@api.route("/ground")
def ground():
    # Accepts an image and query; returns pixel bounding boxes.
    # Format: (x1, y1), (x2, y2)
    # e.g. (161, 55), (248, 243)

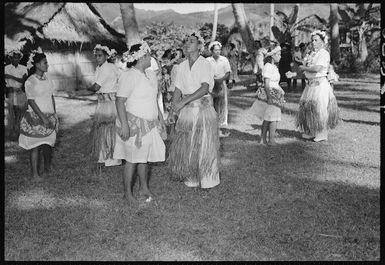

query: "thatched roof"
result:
(4, 2), (125, 53)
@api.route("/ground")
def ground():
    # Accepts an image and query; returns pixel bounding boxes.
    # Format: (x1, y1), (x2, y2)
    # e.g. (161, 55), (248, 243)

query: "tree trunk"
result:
(270, 4), (275, 42)
(232, 3), (255, 55)
(119, 3), (140, 48)
(357, 21), (368, 62)
(329, 4), (341, 64)
(211, 3), (218, 42)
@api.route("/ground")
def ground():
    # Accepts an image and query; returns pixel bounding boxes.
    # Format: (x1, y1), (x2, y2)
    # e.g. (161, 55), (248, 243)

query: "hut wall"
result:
(45, 48), (97, 92)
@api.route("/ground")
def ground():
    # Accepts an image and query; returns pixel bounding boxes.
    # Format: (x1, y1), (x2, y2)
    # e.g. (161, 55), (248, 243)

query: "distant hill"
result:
(93, 3), (331, 33)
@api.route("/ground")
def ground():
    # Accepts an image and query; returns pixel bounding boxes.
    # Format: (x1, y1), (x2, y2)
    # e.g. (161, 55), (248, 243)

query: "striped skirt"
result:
(296, 77), (339, 134)
(168, 95), (220, 189)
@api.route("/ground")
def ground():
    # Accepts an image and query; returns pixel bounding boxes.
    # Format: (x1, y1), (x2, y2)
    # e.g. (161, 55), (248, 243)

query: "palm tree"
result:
(119, 3), (140, 48)
(338, 3), (380, 62)
(231, 3), (255, 55)
(329, 4), (340, 64)
(211, 3), (218, 42)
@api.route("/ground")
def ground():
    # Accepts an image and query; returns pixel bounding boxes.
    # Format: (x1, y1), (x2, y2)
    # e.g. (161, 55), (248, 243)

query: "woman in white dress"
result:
(19, 51), (58, 181)
(114, 41), (166, 205)
(88, 44), (122, 171)
(167, 32), (220, 189)
(249, 46), (285, 145)
(287, 30), (339, 142)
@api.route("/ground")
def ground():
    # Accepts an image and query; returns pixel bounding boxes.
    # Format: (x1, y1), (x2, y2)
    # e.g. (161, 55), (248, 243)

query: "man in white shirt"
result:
(207, 41), (231, 137)
(4, 49), (28, 139)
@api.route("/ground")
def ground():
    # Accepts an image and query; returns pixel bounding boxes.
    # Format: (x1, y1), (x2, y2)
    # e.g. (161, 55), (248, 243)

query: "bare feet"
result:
(32, 175), (43, 182)
(123, 194), (138, 206)
(267, 140), (278, 146)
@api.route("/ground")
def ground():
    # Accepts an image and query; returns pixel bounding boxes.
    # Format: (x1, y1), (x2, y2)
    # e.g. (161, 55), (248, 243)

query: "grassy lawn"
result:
(4, 75), (380, 261)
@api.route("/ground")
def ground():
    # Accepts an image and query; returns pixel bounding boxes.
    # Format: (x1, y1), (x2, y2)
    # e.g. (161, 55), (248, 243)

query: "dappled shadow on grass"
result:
(4, 94), (380, 261)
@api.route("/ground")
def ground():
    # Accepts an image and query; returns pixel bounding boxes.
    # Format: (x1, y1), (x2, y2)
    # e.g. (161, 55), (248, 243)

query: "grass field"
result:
(4, 74), (380, 261)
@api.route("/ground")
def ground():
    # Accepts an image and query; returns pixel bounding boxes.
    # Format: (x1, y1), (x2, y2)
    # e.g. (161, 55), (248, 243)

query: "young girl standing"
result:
(249, 46), (285, 145)
(19, 50), (58, 181)
(88, 44), (121, 171)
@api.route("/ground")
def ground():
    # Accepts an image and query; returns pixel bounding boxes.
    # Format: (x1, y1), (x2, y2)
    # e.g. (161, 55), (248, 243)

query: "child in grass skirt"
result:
(88, 44), (121, 168)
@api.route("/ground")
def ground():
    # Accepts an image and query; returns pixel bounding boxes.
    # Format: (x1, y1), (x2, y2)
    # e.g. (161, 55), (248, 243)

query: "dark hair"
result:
(126, 44), (141, 68)
(28, 53), (46, 76)
(312, 33), (325, 42)
(229, 43), (236, 50)
(162, 49), (173, 60)
(94, 48), (109, 56)
(210, 43), (221, 52)
(263, 49), (273, 64)
(176, 48), (184, 58)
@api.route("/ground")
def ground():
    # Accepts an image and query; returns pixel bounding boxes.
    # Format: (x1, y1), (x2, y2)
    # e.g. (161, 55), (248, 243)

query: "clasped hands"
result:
(167, 101), (184, 124)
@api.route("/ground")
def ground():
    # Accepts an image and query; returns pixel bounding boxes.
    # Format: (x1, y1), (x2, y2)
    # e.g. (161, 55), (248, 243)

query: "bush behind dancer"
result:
(249, 46), (285, 145)
(207, 41), (231, 137)
(114, 41), (166, 205)
(167, 31), (220, 189)
(286, 30), (339, 142)
(19, 49), (59, 181)
(5, 49), (28, 140)
(87, 44), (122, 175)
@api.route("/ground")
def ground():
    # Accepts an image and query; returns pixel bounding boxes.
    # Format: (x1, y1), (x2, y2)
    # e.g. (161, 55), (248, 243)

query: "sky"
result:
(134, 3), (231, 14)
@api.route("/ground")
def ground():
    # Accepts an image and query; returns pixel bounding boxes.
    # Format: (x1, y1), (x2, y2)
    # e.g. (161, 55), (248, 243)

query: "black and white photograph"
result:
(3, 2), (382, 261)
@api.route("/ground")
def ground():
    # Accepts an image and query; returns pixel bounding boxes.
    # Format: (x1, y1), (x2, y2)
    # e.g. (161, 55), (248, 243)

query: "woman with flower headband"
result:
(4, 49), (28, 140)
(286, 30), (339, 142)
(87, 44), (122, 173)
(167, 31), (220, 189)
(113, 41), (166, 205)
(249, 46), (285, 145)
(206, 40), (231, 137)
(18, 50), (58, 182)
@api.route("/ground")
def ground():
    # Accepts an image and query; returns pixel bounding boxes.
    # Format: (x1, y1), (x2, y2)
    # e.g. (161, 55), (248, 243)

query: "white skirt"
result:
(249, 99), (281, 122)
(19, 132), (56, 150)
(113, 127), (165, 164)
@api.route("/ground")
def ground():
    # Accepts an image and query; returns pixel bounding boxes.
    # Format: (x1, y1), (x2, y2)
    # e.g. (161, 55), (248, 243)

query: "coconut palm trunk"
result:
(330, 3), (340, 64)
(119, 3), (140, 48)
(231, 3), (255, 55)
(211, 3), (218, 42)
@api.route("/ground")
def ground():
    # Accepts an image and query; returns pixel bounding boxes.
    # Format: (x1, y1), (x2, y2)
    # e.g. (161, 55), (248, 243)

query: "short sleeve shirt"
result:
(305, 48), (330, 79)
(94, 62), (119, 93)
(206, 55), (231, 79)
(175, 55), (214, 94)
(25, 74), (55, 113)
(262, 63), (280, 87)
(5, 64), (28, 88)
(117, 68), (158, 120)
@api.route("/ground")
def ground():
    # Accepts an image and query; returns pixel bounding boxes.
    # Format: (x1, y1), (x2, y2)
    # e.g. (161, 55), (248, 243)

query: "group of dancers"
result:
(4, 29), (339, 205)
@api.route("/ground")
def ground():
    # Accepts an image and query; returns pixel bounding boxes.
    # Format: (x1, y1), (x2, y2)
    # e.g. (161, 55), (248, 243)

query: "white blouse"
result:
(117, 68), (159, 120)
(206, 55), (231, 79)
(94, 62), (119, 93)
(304, 48), (330, 79)
(174, 55), (214, 94)
(262, 63), (280, 88)
(25, 74), (55, 113)
(5, 64), (28, 89)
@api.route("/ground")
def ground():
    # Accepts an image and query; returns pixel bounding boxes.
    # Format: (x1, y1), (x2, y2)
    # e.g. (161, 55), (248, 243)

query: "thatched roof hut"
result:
(4, 2), (126, 92)
(4, 2), (126, 53)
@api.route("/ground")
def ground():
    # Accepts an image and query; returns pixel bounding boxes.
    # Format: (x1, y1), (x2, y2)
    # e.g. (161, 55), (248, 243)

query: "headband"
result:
(122, 40), (151, 63)
(266, 46), (281, 57)
(311, 30), (328, 44)
(208, 41), (222, 51)
(26, 47), (43, 69)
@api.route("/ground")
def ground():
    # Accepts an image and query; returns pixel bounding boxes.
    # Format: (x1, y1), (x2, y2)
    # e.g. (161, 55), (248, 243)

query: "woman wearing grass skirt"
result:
(88, 44), (121, 170)
(167, 32), (220, 189)
(113, 41), (166, 205)
(287, 30), (339, 142)
(19, 50), (58, 182)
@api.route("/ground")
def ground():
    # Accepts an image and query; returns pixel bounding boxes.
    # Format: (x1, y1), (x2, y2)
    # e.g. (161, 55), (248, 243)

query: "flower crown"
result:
(7, 49), (23, 58)
(188, 31), (205, 52)
(311, 30), (328, 44)
(266, 45), (281, 57)
(122, 41), (151, 63)
(27, 47), (43, 69)
(208, 41), (222, 51)
(93, 44), (116, 58)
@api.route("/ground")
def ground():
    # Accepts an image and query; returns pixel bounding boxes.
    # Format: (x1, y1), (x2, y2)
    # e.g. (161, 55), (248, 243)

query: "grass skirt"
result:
(296, 77), (339, 134)
(90, 94), (118, 162)
(168, 95), (220, 188)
